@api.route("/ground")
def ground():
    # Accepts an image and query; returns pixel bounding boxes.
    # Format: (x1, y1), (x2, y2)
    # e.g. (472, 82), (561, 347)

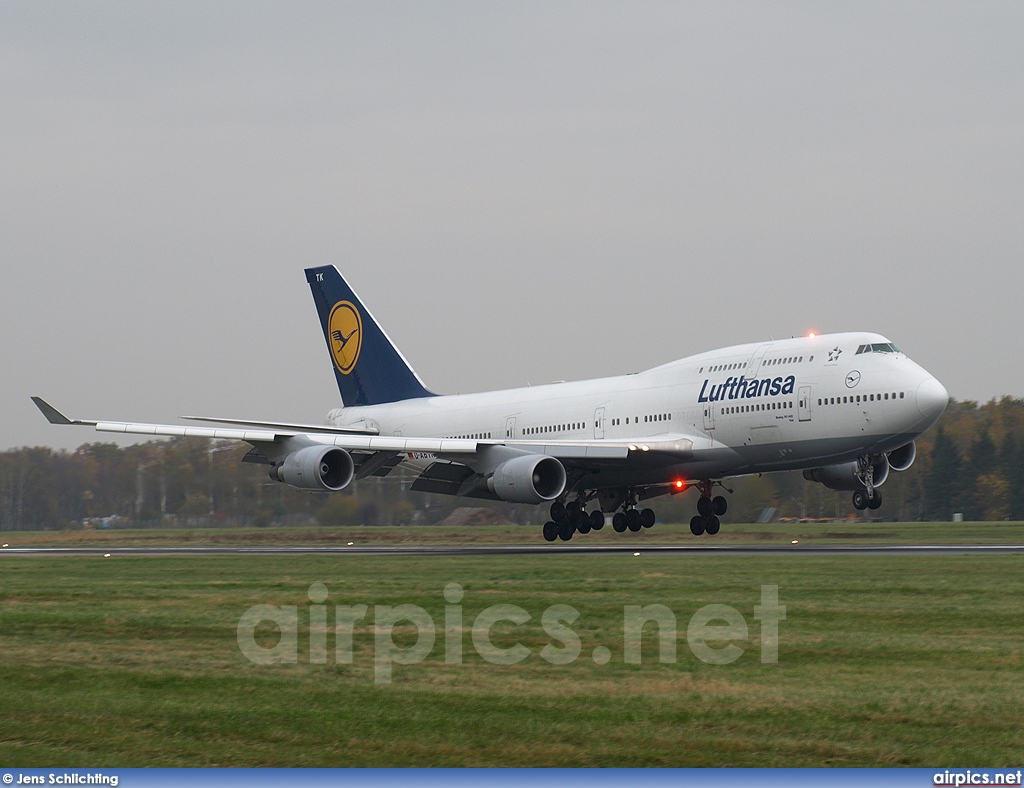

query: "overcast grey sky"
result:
(2, 2), (1022, 451)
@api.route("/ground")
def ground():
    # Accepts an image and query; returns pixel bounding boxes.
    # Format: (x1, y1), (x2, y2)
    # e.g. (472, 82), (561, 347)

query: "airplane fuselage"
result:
(326, 331), (947, 489)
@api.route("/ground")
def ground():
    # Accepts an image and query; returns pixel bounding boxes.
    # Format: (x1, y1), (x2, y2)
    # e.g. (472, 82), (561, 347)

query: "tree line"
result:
(2, 396), (1023, 531)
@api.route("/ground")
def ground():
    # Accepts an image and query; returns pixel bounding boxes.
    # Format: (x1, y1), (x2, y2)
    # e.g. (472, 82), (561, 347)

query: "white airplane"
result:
(34, 265), (948, 541)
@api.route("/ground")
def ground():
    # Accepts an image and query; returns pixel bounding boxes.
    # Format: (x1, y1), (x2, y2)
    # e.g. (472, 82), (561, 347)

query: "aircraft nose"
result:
(915, 377), (948, 424)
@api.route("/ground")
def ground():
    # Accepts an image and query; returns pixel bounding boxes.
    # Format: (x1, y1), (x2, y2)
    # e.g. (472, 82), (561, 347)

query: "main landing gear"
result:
(542, 493), (654, 542)
(690, 480), (728, 536)
(611, 507), (655, 534)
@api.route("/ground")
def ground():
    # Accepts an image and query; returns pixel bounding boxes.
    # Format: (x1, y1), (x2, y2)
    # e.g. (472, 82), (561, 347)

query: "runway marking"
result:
(2, 544), (1024, 557)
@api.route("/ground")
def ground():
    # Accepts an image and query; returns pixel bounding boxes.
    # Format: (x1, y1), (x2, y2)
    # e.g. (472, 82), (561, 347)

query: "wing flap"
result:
(183, 415), (378, 435)
(410, 462), (476, 495)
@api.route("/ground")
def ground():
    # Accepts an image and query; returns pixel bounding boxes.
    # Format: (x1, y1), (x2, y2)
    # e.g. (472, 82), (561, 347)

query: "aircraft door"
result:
(703, 403), (715, 432)
(747, 343), (772, 378)
(798, 386), (812, 422)
(505, 416), (517, 440)
(594, 407), (605, 439)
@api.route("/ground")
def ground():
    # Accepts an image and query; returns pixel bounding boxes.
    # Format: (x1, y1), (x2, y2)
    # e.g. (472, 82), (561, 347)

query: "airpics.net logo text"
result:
(237, 584), (785, 684)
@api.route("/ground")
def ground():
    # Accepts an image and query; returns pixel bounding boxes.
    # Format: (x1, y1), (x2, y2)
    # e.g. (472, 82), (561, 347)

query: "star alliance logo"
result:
(828, 346), (842, 363)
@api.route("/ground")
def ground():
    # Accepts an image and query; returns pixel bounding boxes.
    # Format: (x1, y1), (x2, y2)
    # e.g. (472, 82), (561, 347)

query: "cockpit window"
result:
(858, 343), (901, 355)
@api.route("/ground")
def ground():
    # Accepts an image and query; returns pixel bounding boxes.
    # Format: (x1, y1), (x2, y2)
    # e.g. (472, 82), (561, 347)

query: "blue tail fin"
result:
(305, 266), (436, 407)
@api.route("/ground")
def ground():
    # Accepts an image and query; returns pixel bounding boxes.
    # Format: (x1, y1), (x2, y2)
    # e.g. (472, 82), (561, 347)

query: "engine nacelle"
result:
(487, 454), (566, 504)
(271, 445), (354, 492)
(803, 457), (889, 491)
(887, 441), (917, 472)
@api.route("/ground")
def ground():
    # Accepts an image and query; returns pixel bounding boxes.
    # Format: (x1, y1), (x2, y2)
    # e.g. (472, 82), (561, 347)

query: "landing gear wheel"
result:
(590, 510), (605, 531)
(705, 515), (721, 535)
(550, 501), (566, 523)
(867, 490), (882, 510)
(575, 510), (591, 534)
(712, 496), (728, 516)
(612, 512), (627, 533)
(557, 520), (574, 541)
(640, 508), (655, 528)
(542, 521), (557, 542)
(852, 491), (868, 511)
(626, 509), (642, 532)
(697, 496), (713, 518)
(690, 515), (706, 536)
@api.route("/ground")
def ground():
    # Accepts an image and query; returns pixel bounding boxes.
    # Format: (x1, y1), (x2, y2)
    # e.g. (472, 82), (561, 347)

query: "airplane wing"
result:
(31, 397), (671, 457)
(32, 397), (481, 454)
(32, 397), (702, 498)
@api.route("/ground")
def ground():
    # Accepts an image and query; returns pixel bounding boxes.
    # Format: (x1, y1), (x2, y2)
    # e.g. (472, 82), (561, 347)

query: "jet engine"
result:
(803, 456), (889, 491)
(487, 454), (566, 504)
(271, 445), (354, 492)
(887, 441), (917, 472)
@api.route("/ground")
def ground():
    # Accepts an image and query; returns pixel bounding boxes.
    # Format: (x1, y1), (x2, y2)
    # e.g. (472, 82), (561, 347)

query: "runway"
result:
(3, 544), (1024, 556)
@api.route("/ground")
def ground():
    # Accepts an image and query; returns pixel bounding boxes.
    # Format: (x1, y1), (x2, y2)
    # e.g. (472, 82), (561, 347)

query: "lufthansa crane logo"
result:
(328, 301), (362, 374)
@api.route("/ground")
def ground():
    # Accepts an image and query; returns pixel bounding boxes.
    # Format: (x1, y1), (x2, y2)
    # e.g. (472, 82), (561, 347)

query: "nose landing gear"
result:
(852, 489), (882, 510)
(851, 456), (883, 511)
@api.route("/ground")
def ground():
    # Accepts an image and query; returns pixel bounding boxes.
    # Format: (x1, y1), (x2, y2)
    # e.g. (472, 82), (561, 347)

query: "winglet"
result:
(31, 397), (94, 426)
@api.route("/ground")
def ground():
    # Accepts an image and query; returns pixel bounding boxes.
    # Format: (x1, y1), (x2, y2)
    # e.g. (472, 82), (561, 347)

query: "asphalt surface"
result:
(2, 544), (1024, 556)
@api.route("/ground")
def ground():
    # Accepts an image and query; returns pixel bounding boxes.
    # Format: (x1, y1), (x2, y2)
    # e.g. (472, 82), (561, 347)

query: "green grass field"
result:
(1, 549), (1023, 766)
(3, 519), (1024, 547)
